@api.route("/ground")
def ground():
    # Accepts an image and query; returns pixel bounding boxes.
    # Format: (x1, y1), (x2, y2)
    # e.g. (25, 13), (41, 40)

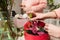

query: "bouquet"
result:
(24, 20), (47, 35)
(23, 13), (50, 40)
(24, 20), (50, 40)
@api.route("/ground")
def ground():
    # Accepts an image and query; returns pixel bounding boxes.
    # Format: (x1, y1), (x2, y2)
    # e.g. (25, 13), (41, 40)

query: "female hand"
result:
(44, 24), (60, 38)
(27, 13), (46, 20)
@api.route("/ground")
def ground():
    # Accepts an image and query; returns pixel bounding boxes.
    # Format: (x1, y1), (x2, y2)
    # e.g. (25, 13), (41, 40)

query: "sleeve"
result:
(54, 8), (60, 18)
(31, 0), (47, 12)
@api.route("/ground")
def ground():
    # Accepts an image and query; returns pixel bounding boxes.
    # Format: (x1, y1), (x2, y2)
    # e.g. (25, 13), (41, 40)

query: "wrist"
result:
(43, 13), (50, 19)
(57, 27), (60, 38)
(44, 11), (57, 19)
(58, 30), (60, 38)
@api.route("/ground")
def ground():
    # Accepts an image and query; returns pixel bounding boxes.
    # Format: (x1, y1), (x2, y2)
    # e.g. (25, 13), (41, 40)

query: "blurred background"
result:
(0, 0), (60, 40)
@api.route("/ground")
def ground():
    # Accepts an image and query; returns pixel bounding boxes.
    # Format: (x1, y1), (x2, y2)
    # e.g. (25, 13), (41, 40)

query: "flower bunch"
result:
(24, 20), (48, 36)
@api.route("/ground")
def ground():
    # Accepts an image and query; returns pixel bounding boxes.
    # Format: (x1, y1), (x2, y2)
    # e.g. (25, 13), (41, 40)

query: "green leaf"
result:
(28, 13), (33, 18)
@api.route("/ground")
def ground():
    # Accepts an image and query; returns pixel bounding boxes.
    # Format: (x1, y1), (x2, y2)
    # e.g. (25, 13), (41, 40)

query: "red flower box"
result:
(24, 21), (50, 40)
(24, 32), (50, 40)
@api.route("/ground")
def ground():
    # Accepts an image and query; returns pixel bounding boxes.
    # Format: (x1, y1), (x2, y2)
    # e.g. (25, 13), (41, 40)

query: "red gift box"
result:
(24, 21), (50, 40)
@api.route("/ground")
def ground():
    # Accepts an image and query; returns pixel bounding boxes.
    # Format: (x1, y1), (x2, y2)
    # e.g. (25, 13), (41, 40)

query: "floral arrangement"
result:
(23, 13), (47, 36)
(24, 20), (48, 35)
(23, 14), (50, 40)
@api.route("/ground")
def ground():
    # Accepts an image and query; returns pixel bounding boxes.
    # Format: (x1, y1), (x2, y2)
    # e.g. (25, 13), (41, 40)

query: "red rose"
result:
(38, 21), (45, 27)
(24, 21), (31, 30)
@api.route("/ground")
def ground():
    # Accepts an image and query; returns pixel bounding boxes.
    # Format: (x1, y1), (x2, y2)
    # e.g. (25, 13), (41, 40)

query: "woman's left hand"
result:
(44, 24), (60, 38)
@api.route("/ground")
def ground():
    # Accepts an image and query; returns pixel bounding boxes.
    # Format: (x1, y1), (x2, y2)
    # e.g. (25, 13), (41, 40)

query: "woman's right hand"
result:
(44, 24), (60, 37)
(27, 13), (46, 20)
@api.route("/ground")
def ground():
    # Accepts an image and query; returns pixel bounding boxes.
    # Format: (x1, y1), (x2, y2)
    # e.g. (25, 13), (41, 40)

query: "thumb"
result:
(30, 17), (37, 20)
(44, 24), (49, 31)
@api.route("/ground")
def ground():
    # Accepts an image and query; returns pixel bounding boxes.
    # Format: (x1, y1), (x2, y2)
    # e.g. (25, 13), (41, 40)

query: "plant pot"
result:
(24, 32), (50, 40)
(24, 21), (50, 40)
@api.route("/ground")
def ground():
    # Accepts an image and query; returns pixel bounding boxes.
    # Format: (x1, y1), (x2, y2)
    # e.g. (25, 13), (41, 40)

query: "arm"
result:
(31, 0), (47, 11)
(30, 8), (60, 20)
(44, 8), (60, 19)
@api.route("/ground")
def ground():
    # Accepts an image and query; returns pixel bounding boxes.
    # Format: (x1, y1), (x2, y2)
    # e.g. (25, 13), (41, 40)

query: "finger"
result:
(48, 32), (52, 36)
(26, 11), (35, 14)
(44, 24), (49, 31)
(30, 17), (37, 20)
